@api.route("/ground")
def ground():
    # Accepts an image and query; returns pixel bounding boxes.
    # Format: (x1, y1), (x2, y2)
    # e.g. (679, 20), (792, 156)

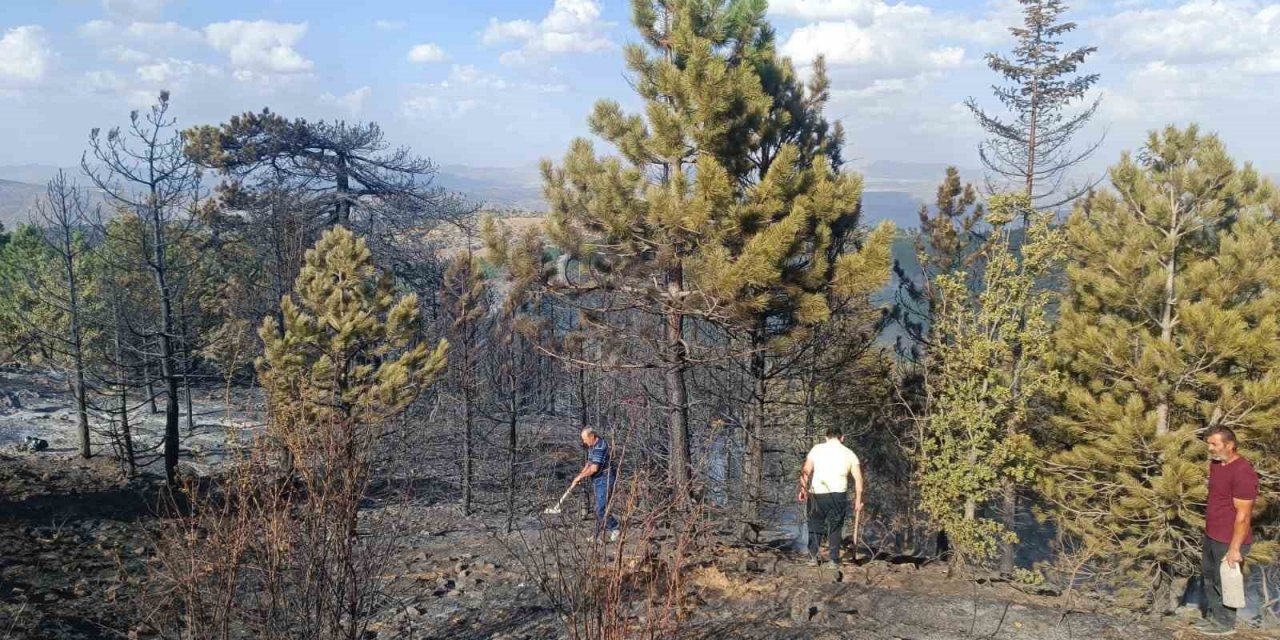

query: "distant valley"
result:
(0, 161), (981, 232)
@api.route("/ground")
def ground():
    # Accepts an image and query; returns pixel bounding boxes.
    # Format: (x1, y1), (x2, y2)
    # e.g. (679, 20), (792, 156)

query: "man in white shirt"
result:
(797, 426), (864, 567)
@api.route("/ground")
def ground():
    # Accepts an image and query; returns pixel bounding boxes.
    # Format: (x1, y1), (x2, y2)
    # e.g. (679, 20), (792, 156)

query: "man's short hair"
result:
(1207, 426), (1238, 447)
(581, 427), (597, 439)
(825, 426), (843, 439)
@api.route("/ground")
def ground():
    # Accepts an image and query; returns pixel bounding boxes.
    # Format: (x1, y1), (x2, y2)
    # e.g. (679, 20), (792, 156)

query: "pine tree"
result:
(30, 172), (100, 459)
(918, 193), (1062, 566)
(966, 0), (1100, 570)
(527, 0), (771, 494)
(482, 219), (547, 531)
(440, 247), (490, 516)
(891, 167), (987, 361)
(184, 111), (442, 228)
(1044, 125), (1280, 609)
(84, 92), (201, 485)
(0, 227), (51, 362)
(694, 14), (891, 534)
(0, 199), (103, 460)
(258, 225), (448, 478)
(967, 0), (1100, 206)
(491, 0), (894, 499)
(164, 226), (449, 639)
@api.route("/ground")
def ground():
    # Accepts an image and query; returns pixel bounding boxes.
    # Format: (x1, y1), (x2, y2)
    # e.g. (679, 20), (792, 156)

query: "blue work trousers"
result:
(592, 475), (619, 537)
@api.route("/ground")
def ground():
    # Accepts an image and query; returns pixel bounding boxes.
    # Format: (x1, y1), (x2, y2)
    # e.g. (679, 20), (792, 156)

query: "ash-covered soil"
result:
(2, 368), (1277, 639)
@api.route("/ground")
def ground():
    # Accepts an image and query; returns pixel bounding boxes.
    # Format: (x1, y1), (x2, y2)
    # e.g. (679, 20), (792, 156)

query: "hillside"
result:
(0, 179), (44, 229)
(0, 162), (933, 231)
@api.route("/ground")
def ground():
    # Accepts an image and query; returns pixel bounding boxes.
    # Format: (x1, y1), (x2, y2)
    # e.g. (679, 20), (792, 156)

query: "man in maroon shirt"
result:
(1196, 426), (1259, 636)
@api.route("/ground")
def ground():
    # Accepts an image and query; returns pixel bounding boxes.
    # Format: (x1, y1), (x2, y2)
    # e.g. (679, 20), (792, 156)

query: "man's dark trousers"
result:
(1202, 534), (1251, 626)
(593, 474), (619, 537)
(807, 491), (848, 563)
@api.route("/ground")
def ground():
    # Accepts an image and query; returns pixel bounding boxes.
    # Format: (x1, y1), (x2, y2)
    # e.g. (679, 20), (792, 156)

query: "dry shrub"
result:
(141, 226), (446, 639)
(503, 421), (710, 640)
(142, 423), (414, 639)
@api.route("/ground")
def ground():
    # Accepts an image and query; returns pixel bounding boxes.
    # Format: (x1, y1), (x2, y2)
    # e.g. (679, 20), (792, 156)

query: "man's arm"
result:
(797, 458), (814, 502)
(572, 462), (600, 487)
(1225, 497), (1254, 568)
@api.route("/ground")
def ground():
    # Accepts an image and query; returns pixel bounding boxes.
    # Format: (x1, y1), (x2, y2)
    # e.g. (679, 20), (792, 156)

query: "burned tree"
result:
(84, 91), (202, 485)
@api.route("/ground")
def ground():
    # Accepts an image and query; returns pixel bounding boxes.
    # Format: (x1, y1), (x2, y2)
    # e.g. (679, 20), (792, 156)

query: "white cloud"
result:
(402, 95), (481, 120)
(79, 20), (202, 50)
(769, 0), (881, 21)
(769, 0), (1016, 159)
(444, 64), (508, 90)
(407, 43), (448, 64)
(127, 21), (202, 43)
(831, 75), (931, 102)
(320, 86), (372, 116)
(84, 70), (125, 94)
(103, 0), (169, 20)
(135, 58), (219, 85)
(529, 82), (568, 93)
(78, 20), (115, 40)
(205, 20), (313, 77)
(905, 102), (981, 137)
(1097, 0), (1280, 74)
(483, 0), (613, 64)
(105, 45), (150, 64)
(1098, 61), (1249, 125)
(482, 19), (538, 44)
(0, 26), (52, 89)
(1090, 0), (1280, 129)
(775, 0), (1006, 106)
(374, 19), (406, 31)
(785, 20), (965, 73)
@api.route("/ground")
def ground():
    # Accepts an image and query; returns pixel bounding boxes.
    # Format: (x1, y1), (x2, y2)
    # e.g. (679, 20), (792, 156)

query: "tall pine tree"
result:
(967, 0), (1100, 207)
(966, 0), (1100, 570)
(490, 0), (893, 499)
(1044, 126), (1280, 609)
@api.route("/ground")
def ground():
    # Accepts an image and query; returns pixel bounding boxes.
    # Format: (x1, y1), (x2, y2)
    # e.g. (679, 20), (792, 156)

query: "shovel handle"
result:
(554, 484), (575, 508)
(853, 508), (861, 561)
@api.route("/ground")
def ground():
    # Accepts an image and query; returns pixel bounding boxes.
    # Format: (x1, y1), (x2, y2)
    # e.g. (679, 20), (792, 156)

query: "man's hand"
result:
(854, 499), (864, 513)
(797, 489), (807, 503)
(1225, 548), (1244, 569)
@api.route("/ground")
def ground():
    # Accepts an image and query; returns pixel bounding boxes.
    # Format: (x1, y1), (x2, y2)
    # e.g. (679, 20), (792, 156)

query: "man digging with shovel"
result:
(797, 426), (864, 569)
(547, 428), (620, 543)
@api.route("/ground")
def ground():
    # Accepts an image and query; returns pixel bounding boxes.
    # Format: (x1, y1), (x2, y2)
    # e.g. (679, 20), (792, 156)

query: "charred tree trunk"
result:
(461, 385), (475, 516)
(663, 301), (692, 496)
(63, 239), (91, 459)
(334, 155), (352, 227)
(742, 329), (767, 539)
(505, 347), (519, 533)
(146, 360), (159, 414)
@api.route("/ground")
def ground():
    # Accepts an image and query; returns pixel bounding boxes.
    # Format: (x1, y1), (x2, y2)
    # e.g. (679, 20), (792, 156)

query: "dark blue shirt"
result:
(587, 438), (612, 479)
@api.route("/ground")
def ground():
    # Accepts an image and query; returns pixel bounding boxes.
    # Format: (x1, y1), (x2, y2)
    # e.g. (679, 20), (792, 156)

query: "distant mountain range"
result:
(427, 160), (969, 230)
(15, 161), (1270, 234)
(0, 178), (53, 229)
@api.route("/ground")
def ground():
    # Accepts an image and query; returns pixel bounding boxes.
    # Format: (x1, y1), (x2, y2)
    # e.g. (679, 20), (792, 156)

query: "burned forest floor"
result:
(2, 369), (1279, 639)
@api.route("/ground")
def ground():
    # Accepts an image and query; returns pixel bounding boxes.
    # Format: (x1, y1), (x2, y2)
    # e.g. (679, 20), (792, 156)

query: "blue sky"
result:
(1, 0), (1277, 178)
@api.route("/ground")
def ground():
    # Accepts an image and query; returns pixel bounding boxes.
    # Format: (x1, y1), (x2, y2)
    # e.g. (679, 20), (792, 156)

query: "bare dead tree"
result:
(84, 91), (204, 486)
(14, 171), (99, 458)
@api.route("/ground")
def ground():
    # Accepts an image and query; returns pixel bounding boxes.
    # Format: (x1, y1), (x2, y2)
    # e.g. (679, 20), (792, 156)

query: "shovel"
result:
(852, 507), (862, 564)
(543, 484), (576, 515)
